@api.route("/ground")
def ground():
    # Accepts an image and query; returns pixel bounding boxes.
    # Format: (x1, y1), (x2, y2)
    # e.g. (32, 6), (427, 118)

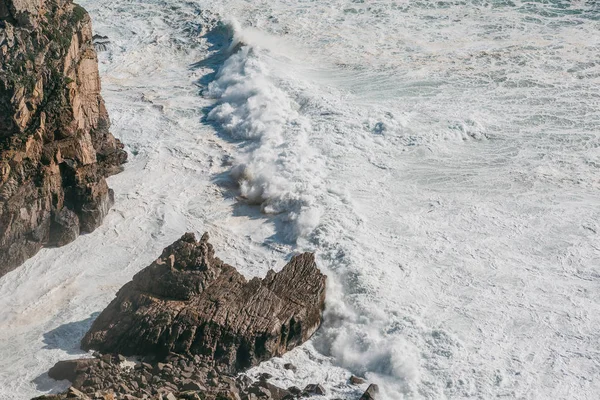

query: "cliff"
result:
(0, 0), (126, 275)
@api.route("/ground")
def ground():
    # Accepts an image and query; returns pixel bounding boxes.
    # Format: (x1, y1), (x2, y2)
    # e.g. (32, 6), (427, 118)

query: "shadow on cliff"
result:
(32, 313), (100, 392)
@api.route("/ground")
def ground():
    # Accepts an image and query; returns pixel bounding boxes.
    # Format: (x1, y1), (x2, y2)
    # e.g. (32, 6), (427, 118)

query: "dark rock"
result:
(48, 208), (80, 247)
(287, 386), (302, 396)
(141, 362), (153, 370)
(359, 384), (380, 400)
(81, 233), (327, 374)
(92, 35), (110, 52)
(65, 387), (88, 399)
(258, 373), (273, 382)
(181, 379), (206, 391)
(118, 382), (132, 394)
(48, 359), (100, 383)
(303, 383), (326, 396)
(283, 363), (297, 372)
(237, 375), (254, 388)
(179, 392), (204, 400)
(248, 385), (271, 398)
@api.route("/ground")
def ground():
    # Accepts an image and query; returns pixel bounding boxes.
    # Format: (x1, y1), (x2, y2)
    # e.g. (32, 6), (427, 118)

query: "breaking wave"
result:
(205, 22), (324, 242)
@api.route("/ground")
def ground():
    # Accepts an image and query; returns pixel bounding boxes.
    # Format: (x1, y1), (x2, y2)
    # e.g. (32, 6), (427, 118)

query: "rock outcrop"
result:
(0, 0), (127, 276)
(81, 233), (327, 374)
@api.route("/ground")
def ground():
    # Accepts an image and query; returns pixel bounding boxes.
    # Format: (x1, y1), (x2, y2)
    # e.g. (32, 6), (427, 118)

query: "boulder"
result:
(81, 233), (327, 373)
(48, 359), (100, 383)
(303, 383), (326, 396)
(359, 384), (380, 400)
(349, 375), (366, 385)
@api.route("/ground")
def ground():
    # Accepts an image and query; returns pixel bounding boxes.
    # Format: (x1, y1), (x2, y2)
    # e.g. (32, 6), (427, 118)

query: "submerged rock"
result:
(0, 0), (127, 276)
(81, 232), (327, 374)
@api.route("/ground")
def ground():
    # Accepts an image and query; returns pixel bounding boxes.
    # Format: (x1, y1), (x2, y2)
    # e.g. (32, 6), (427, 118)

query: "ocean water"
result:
(1, 0), (599, 399)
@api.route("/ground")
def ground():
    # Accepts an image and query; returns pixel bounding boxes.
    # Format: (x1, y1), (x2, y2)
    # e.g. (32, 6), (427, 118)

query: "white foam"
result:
(1, 1), (599, 399)
(205, 28), (325, 242)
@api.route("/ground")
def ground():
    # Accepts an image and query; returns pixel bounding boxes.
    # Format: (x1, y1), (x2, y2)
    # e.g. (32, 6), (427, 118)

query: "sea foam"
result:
(206, 23), (325, 241)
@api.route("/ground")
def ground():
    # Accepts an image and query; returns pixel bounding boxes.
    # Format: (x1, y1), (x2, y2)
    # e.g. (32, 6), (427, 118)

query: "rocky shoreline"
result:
(2, 1), (381, 399)
(36, 352), (379, 400)
(32, 233), (379, 399)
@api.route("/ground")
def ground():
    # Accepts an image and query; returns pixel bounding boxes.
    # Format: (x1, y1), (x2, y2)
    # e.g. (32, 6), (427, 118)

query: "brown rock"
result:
(350, 375), (367, 385)
(259, 382), (291, 400)
(181, 380), (206, 391)
(359, 384), (380, 400)
(81, 233), (327, 374)
(0, 0), (127, 276)
(48, 359), (100, 383)
(65, 387), (89, 399)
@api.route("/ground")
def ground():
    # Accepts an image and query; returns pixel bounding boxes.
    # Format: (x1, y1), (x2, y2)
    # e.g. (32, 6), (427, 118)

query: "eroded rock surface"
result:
(34, 352), (310, 400)
(81, 233), (327, 374)
(0, 0), (127, 275)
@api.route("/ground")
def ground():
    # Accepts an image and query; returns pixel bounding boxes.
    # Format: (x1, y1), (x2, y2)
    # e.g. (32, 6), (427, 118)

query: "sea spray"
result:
(206, 28), (325, 242)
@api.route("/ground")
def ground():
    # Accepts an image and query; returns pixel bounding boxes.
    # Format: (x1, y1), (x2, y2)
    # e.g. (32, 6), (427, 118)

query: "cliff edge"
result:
(0, 0), (126, 276)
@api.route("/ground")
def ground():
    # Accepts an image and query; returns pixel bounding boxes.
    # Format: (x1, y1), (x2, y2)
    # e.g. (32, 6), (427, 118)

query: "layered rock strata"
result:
(0, 0), (127, 275)
(81, 233), (327, 374)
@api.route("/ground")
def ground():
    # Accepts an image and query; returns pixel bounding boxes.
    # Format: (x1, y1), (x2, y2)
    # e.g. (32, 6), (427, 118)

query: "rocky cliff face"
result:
(0, 0), (126, 275)
(81, 233), (327, 374)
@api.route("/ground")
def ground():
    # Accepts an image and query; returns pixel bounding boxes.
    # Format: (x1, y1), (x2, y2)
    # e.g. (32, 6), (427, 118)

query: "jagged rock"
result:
(37, 235), (327, 400)
(303, 383), (326, 396)
(81, 233), (327, 374)
(48, 359), (101, 383)
(359, 384), (379, 400)
(48, 207), (80, 246)
(0, 0), (127, 276)
(247, 385), (271, 398)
